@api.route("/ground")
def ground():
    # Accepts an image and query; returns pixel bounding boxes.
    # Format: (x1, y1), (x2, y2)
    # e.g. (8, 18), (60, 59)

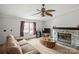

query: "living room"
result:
(0, 4), (79, 54)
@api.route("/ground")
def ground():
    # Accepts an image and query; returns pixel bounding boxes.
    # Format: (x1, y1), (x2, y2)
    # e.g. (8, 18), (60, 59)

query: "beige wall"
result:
(0, 13), (44, 44)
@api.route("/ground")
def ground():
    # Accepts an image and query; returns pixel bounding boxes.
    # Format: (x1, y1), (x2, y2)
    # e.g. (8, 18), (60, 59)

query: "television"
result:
(43, 28), (50, 33)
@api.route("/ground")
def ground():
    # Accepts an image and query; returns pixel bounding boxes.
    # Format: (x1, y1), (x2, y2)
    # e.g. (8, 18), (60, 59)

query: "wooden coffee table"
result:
(40, 38), (56, 48)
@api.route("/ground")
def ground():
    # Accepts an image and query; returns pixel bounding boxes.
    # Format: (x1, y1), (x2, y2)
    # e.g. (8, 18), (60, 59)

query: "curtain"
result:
(20, 21), (25, 36)
(33, 22), (36, 35)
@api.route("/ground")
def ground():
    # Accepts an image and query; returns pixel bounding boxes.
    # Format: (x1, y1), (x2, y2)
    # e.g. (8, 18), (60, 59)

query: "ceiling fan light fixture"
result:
(33, 4), (55, 17)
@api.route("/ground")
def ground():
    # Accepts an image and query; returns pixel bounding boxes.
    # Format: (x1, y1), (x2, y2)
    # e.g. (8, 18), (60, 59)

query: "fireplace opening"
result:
(57, 32), (71, 44)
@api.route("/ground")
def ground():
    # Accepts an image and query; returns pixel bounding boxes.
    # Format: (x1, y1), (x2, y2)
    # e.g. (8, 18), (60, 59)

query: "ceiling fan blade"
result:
(36, 9), (41, 11)
(45, 12), (53, 16)
(32, 12), (41, 16)
(46, 10), (56, 12)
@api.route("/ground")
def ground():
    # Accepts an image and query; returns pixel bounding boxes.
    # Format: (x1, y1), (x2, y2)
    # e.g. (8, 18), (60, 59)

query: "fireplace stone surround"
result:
(53, 27), (79, 48)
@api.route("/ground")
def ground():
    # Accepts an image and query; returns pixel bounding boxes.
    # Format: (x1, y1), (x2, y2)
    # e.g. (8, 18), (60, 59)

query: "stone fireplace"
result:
(53, 27), (79, 48)
(58, 32), (71, 45)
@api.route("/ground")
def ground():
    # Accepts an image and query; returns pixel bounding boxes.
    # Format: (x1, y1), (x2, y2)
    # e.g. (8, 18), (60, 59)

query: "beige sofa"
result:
(1, 35), (40, 54)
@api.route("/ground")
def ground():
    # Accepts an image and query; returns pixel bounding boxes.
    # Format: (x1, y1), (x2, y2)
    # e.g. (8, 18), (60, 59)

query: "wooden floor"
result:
(0, 44), (5, 54)
(28, 38), (79, 54)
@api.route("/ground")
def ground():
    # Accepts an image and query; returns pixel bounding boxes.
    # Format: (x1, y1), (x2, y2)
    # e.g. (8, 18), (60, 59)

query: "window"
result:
(24, 23), (29, 33)
(23, 22), (36, 35)
(29, 23), (34, 34)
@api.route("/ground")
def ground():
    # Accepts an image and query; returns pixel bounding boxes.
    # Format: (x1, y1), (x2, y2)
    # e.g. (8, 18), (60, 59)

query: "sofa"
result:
(1, 35), (40, 54)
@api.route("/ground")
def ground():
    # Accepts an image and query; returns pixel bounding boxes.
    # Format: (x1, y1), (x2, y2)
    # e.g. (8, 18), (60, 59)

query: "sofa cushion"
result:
(18, 39), (28, 46)
(7, 35), (19, 46)
(21, 44), (36, 54)
(7, 46), (23, 54)
(6, 35), (23, 54)
(7, 38), (18, 47)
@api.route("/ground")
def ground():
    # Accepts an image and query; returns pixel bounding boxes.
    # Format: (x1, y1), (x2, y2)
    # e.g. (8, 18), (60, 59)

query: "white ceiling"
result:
(0, 4), (79, 20)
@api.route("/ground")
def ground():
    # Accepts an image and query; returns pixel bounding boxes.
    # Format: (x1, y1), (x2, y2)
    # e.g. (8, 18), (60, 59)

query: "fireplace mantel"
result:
(53, 26), (79, 30)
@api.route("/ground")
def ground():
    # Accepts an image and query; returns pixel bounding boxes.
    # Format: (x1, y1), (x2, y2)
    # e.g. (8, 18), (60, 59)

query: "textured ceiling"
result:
(0, 4), (79, 20)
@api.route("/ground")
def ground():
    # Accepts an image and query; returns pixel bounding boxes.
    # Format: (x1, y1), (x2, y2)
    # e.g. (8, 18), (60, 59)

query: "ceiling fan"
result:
(33, 4), (55, 17)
